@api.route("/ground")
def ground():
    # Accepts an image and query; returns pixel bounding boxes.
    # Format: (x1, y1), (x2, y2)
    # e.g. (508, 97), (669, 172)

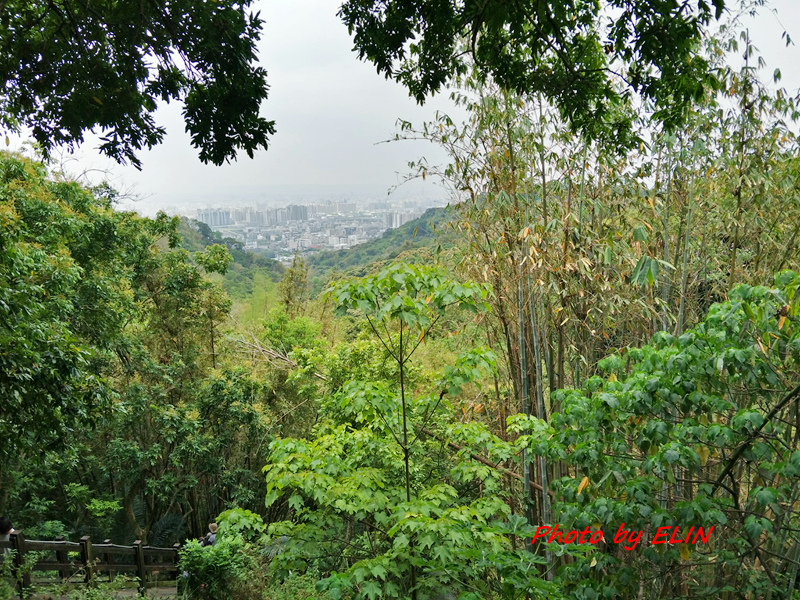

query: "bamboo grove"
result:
(375, 25), (800, 599)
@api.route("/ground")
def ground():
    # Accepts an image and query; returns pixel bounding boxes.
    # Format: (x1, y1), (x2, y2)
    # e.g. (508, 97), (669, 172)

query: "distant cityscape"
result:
(180, 196), (443, 264)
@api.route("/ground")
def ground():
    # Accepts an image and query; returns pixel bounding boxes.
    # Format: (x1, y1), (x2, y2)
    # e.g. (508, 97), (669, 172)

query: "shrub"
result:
(216, 508), (266, 543)
(0, 553), (14, 600)
(52, 576), (135, 600)
(263, 569), (330, 600)
(23, 520), (70, 540)
(178, 537), (263, 600)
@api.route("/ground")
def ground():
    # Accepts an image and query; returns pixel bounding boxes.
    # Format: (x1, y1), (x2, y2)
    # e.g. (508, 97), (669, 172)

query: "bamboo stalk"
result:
(677, 175), (695, 335)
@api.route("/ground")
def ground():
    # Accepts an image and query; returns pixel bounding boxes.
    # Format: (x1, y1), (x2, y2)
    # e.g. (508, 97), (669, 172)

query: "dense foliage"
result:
(5, 4), (800, 600)
(0, 152), (279, 541)
(340, 0), (725, 145)
(0, 0), (275, 167)
(544, 273), (800, 598)
(178, 217), (285, 301)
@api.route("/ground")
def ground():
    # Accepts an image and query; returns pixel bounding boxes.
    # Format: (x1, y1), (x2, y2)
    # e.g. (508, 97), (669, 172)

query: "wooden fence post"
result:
(55, 536), (70, 581)
(11, 531), (31, 590)
(173, 543), (181, 576)
(79, 535), (93, 584)
(173, 542), (183, 593)
(101, 539), (114, 582)
(134, 540), (146, 594)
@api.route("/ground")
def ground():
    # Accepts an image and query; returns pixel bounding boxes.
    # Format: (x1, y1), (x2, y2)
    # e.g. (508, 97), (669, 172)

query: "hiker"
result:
(200, 523), (217, 547)
(0, 516), (13, 554)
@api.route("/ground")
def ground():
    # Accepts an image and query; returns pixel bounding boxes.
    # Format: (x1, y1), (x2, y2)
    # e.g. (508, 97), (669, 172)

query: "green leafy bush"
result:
(0, 550), (42, 600)
(42, 575), (137, 600)
(179, 537), (263, 600)
(217, 508), (266, 543)
(263, 569), (331, 600)
(0, 553), (14, 600)
(263, 265), (566, 599)
(23, 520), (70, 540)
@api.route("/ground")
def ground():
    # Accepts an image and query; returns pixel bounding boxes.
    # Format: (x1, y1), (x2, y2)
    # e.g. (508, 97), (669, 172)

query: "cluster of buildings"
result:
(385, 212), (417, 229)
(192, 199), (430, 263)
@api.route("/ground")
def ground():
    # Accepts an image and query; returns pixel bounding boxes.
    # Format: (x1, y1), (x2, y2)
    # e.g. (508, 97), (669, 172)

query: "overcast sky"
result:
(10, 0), (800, 213)
(47, 0), (467, 211)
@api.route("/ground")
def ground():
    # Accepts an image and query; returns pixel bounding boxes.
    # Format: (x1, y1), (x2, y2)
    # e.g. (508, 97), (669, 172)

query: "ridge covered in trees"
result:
(307, 207), (453, 280)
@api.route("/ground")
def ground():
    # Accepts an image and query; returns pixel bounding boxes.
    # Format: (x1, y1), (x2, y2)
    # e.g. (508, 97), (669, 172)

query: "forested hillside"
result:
(307, 207), (454, 281)
(3, 1), (800, 600)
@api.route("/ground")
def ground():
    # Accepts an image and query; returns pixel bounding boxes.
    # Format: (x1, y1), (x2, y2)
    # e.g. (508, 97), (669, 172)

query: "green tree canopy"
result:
(0, 151), (234, 462)
(340, 0), (726, 145)
(0, 0), (275, 167)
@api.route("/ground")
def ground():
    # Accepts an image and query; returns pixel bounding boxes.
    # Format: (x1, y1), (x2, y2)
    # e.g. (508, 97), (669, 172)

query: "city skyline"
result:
(187, 196), (434, 262)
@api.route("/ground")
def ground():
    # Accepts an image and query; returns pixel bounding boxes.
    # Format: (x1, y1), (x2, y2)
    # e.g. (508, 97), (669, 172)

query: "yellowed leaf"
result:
(779, 315), (786, 330)
(590, 557), (597, 568)
(578, 476), (589, 495)
(608, 373), (617, 382)
(679, 544), (691, 561)
(697, 445), (709, 467)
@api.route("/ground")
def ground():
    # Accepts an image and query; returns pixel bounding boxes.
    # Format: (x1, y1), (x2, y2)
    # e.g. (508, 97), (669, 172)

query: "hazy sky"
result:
(46, 0), (467, 210)
(10, 0), (800, 212)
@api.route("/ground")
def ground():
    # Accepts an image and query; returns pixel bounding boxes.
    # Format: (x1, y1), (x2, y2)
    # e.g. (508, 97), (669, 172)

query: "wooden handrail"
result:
(0, 532), (182, 592)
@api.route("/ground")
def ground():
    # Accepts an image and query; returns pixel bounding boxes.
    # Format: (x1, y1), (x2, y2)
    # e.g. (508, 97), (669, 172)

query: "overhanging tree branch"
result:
(713, 384), (800, 495)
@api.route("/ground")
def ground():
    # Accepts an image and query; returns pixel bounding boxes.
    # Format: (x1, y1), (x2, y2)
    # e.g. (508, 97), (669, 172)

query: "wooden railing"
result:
(0, 531), (181, 593)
